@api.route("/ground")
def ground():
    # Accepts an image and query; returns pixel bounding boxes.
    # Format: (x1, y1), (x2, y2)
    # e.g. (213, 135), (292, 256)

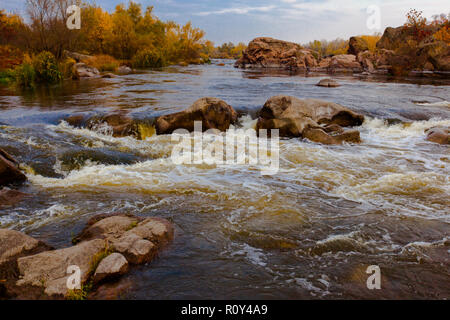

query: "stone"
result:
(74, 62), (100, 78)
(155, 97), (238, 134)
(256, 95), (364, 144)
(117, 66), (132, 75)
(348, 37), (369, 56)
(235, 37), (318, 71)
(0, 188), (28, 207)
(112, 234), (156, 265)
(93, 253), (128, 284)
(425, 127), (449, 145)
(64, 50), (93, 62)
(86, 113), (137, 137)
(316, 79), (341, 88)
(16, 239), (107, 297)
(0, 148), (27, 187)
(328, 54), (363, 72)
(101, 73), (116, 78)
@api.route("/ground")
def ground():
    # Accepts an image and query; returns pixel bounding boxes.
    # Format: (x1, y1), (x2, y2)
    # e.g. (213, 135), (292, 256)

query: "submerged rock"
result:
(0, 188), (28, 207)
(235, 37), (318, 71)
(316, 78), (341, 88)
(256, 96), (364, 144)
(425, 127), (449, 145)
(155, 97), (238, 134)
(0, 148), (27, 187)
(86, 113), (137, 137)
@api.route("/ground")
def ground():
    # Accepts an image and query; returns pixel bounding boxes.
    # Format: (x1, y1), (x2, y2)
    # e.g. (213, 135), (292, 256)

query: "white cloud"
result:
(196, 5), (276, 16)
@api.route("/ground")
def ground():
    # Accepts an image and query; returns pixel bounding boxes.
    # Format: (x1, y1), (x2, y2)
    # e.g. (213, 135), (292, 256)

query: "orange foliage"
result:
(0, 45), (24, 70)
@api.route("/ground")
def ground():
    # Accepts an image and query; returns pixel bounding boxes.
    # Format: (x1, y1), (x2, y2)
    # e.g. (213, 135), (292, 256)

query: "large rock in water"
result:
(425, 127), (449, 145)
(74, 62), (100, 78)
(235, 37), (318, 70)
(256, 96), (364, 144)
(155, 97), (238, 134)
(328, 54), (363, 72)
(0, 148), (27, 187)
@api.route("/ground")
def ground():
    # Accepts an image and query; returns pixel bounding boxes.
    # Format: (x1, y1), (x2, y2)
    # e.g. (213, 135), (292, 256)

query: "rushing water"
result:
(0, 60), (449, 299)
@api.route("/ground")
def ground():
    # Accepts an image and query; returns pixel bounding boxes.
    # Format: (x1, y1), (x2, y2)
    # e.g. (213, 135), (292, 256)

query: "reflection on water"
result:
(0, 60), (449, 299)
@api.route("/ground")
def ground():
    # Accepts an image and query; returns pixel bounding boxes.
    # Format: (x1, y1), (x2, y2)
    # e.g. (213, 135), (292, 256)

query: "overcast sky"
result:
(1, 0), (448, 44)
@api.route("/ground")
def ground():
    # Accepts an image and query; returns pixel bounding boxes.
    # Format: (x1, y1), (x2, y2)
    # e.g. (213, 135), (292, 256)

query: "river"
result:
(0, 59), (449, 299)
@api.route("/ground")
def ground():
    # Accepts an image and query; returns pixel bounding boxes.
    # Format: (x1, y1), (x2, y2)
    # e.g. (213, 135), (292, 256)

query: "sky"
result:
(1, 0), (449, 45)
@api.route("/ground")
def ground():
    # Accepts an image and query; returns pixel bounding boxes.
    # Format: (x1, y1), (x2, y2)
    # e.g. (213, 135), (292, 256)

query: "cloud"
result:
(196, 5), (276, 16)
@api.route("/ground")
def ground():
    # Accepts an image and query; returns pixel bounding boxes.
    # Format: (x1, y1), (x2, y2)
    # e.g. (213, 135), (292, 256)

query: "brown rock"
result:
(74, 63), (100, 78)
(0, 148), (27, 187)
(316, 79), (341, 88)
(256, 96), (364, 144)
(155, 97), (238, 134)
(235, 37), (318, 70)
(425, 127), (449, 145)
(93, 253), (128, 284)
(329, 54), (363, 72)
(86, 114), (137, 138)
(64, 115), (86, 128)
(0, 188), (28, 207)
(348, 37), (369, 56)
(112, 234), (156, 265)
(16, 239), (107, 298)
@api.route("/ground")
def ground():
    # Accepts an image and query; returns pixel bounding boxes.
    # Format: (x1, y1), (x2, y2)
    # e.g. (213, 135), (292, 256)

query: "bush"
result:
(32, 51), (62, 84)
(0, 68), (15, 85)
(59, 57), (77, 79)
(15, 56), (35, 88)
(84, 54), (119, 72)
(132, 48), (166, 68)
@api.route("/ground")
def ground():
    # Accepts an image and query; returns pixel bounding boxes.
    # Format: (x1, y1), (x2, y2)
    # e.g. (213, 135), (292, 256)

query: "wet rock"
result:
(235, 37), (318, 71)
(0, 148), (27, 187)
(348, 37), (369, 56)
(16, 239), (107, 298)
(425, 127), (449, 145)
(256, 96), (364, 144)
(0, 188), (28, 207)
(316, 78), (341, 88)
(112, 234), (156, 265)
(0, 229), (48, 267)
(101, 73), (116, 78)
(328, 54), (363, 73)
(86, 113), (137, 137)
(117, 66), (132, 75)
(74, 214), (141, 244)
(74, 62), (100, 78)
(93, 253), (128, 284)
(74, 214), (174, 264)
(88, 278), (133, 300)
(155, 97), (238, 134)
(63, 114), (86, 128)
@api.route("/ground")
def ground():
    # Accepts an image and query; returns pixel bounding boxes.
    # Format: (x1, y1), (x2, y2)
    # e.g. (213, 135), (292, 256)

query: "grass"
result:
(83, 55), (119, 72)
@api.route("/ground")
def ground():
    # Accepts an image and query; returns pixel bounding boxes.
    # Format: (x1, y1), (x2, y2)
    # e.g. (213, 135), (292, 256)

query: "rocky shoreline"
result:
(234, 25), (449, 76)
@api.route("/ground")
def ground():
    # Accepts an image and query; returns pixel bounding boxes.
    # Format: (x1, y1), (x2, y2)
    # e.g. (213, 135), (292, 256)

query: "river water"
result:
(0, 60), (449, 299)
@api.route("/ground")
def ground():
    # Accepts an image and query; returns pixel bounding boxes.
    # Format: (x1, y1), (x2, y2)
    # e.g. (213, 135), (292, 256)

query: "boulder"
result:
(86, 113), (137, 137)
(356, 50), (395, 73)
(0, 188), (28, 207)
(101, 73), (116, 78)
(425, 127), (449, 145)
(117, 66), (132, 75)
(348, 37), (369, 56)
(0, 148), (27, 187)
(0, 229), (48, 267)
(74, 214), (174, 264)
(328, 54), (363, 72)
(256, 96), (364, 144)
(155, 97), (238, 134)
(16, 239), (107, 297)
(93, 253), (128, 284)
(235, 37), (318, 70)
(316, 79), (341, 88)
(74, 62), (100, 78)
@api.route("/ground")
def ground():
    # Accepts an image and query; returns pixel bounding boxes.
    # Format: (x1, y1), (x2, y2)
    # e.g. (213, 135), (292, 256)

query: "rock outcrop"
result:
(0, 148), (27, 187)
(425, 127), (449, 145)
(328, 54), (363, 73)
(256, 96), (364, 145)
(316, 79), (341, 88)
(0, 214), (174, 299)
(348, 37), (369, 56)
(155, 97), (238, 134)
(235, 37), (318, 71)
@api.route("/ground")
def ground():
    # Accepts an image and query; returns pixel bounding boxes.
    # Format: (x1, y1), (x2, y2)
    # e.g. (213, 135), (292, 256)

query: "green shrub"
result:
(0, 69), (16, 85)
(32, 51), (62, 84)
(15, 62), (35, 88)
(132, 48), (166, 68)
(59, 57), (77, 80)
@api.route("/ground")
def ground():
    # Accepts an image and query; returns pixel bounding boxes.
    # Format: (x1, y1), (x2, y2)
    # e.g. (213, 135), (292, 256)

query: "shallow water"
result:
(0, 60), (449, 299)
